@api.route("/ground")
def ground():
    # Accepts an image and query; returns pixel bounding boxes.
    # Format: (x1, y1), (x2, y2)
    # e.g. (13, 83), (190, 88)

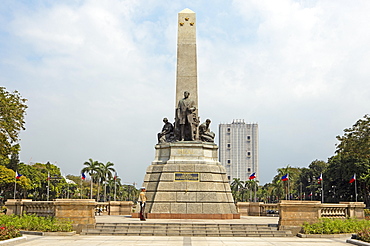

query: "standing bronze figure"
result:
(175, 91), (197, 141)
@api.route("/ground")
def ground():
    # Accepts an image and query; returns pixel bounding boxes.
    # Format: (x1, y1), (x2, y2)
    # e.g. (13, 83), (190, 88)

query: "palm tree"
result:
(99, 161), (116, 201)
(230, 178), (244, 202)
(81, 158), (100, 199)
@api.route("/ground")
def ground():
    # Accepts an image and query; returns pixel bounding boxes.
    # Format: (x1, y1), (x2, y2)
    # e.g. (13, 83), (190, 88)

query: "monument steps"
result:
(81, 223), (293, 237)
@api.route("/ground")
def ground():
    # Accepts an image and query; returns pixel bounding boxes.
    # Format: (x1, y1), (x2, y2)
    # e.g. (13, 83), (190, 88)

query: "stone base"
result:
(132, 213), (240, 219)
(140, 142), (239, 219)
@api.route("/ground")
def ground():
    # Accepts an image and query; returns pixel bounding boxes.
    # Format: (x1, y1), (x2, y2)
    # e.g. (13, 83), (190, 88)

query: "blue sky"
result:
(1, 0), (370, 186)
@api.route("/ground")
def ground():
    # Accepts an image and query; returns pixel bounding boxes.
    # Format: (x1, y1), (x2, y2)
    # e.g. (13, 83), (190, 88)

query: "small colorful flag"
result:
(46, 172), (51, 181)
(114, 172), (117, 180)
(249, 172), (256, 180)
(81, 173), (86, 180)
(349, 174), (356, 184)
(318, 173), (323, 184)
(16, 171), (22, 179)
(309, 191), (313, 196)
(281, 174), (289, 181)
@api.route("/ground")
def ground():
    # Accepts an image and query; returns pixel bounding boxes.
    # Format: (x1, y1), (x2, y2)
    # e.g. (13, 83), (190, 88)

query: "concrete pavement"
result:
(9, 216), (353, 245)
(14, 234), (350, 246)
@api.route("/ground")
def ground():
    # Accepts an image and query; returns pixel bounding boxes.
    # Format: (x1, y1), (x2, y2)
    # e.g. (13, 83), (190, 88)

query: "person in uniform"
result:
(138, 187), (147, 221)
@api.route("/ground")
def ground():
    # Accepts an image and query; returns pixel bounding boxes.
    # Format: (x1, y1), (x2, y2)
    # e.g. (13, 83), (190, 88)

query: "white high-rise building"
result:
(219, 120), (259, 182)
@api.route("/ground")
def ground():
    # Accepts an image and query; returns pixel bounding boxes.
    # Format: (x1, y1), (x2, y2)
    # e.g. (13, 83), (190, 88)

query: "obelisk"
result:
(136, 9), (239, 220)
(176, 8), (198, 110)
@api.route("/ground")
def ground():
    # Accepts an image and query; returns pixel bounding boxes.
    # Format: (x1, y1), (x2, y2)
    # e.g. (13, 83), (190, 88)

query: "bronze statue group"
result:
(157, 91), (215, 143)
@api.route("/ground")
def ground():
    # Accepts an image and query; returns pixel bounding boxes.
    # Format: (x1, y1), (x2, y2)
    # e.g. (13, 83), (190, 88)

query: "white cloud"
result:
(1, 0), (369, 184)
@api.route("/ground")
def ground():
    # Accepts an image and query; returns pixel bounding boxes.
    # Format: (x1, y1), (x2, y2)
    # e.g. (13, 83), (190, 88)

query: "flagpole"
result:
(114, 179), (117, 201)
(321, 176), (324, 203)
(254, 181), (257, 202)
(14, 174), (17, 199)
(47, 171), (50, 201)
(80, 178), (82, 199)
(355, 173), (358, 202)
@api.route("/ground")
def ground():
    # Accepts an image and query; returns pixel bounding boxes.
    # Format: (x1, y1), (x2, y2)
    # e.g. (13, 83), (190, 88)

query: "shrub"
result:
(0, 214), (72, 232)
(0, 225), (21, 241)
(302, 218), (370, 234)
(358, 227), (370, 242)
(364, 209), (370, 220)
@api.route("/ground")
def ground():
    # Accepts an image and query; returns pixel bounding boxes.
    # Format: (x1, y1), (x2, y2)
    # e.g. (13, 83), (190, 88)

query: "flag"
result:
(318, 173), (323, 184)
(281, 174), (289, 181)
(249, 172), (256, 180)
(46, 173), (51, 181)
(81, 173), (86, 180)
(349, 174), (356, 184)
(114, 172), (117, 180)
(16, 171), (22, 179)
(309, 191), (312, 196)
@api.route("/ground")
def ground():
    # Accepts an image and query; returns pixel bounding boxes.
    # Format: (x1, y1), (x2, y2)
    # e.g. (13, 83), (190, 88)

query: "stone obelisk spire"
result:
(175, 8), (198, 109)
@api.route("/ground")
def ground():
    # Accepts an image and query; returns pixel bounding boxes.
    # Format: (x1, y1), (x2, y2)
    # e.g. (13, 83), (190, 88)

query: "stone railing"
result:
(5, 199), (96, 233)
(236, 202), (278, 216)
(320, 203), (347, 218)
(278, 201), (366, 235)
(95, 202), (109, 215)
(23, 201), (55, 217)
(260, 203), (279, 216)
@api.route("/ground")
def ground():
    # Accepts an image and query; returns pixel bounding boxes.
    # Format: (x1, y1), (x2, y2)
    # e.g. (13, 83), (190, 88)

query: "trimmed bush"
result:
(0, 225), (21, 241)
(302, 218), (370, 234)
(0, 214), (72, 233)
(358, 227), (370, 242)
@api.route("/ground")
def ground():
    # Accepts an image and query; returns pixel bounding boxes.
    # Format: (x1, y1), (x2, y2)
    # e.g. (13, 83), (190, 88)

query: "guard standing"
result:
(139, 187), (147, 221)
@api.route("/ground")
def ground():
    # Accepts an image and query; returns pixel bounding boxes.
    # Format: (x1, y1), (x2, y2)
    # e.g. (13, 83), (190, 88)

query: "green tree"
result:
(230, 178), (244, 202)
(324, 115), (370, 205)
(0, 165), (31, 199)
(272, 165), (301, 201)
(0, 87), (28, 166)
(81, 158), (100, 199)
(99, 162), (116, 201)
(297, 160), (328, 201)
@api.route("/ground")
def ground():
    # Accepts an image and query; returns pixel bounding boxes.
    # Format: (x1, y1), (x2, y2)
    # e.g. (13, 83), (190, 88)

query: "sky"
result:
(1, 0), (370, 186)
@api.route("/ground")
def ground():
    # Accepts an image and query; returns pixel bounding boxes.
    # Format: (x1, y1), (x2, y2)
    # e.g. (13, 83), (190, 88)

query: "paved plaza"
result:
(12, 234), (350, 246)
(7, 216), (353, 246)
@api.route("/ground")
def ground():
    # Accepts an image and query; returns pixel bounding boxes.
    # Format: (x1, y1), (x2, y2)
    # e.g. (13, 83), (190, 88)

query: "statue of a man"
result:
(199, 119), (215, 142)
(157, 118), (174, 143)
(176, 91), (196, 141)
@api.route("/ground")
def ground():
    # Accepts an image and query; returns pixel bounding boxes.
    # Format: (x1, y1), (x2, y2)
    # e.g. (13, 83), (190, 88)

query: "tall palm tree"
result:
(230, 178), (244, 202)
(81, 158), (100, 199)
(99, 161), (116, 201)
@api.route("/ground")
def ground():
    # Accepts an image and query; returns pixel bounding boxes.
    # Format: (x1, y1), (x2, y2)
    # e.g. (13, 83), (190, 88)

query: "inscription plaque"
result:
(174, 172), (199, 182)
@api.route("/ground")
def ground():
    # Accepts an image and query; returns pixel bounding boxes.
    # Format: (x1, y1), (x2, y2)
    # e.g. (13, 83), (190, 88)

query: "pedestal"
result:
(139, 142), (239, 219)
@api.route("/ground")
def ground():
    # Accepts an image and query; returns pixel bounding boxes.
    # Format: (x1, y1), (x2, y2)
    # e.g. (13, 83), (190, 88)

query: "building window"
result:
(248, 168), (251, 172)
(227, 176), (231, 180)
(227, 160), (231, 165)
(247, 152), (251, 157)
(227, 143), (231, 148)
(227, 128), (230, 132)
(247, 136), (251, 141)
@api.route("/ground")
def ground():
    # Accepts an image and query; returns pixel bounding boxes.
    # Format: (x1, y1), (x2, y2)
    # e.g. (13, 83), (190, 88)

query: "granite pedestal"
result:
(137, 142), (239, 219)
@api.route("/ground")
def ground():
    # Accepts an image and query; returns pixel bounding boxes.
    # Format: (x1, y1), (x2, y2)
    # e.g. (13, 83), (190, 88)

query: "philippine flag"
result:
(81, 173), (86, 180)
(16, 171), (22, 179)
(318, 173), (323, 183)
(249, 172), (256, 180)
(349, 174), (356, 184)
(281, 174), (289, 181)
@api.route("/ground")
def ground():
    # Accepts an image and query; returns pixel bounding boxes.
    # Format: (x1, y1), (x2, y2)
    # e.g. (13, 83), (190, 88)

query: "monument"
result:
(139, 8), (239, 219)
